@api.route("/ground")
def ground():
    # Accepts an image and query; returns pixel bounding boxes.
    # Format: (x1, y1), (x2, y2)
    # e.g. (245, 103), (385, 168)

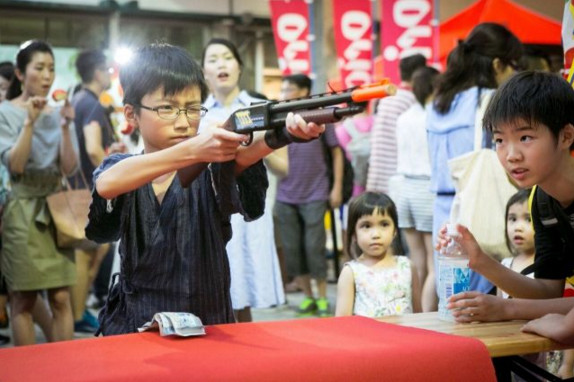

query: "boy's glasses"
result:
(138, 104), (208, 121)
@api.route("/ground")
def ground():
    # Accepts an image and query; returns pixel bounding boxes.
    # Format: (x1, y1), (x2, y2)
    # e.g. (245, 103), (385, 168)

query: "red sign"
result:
(332, 0), (373, 88)
(269, 0), (312, 75)
(381, 0), (434, 84)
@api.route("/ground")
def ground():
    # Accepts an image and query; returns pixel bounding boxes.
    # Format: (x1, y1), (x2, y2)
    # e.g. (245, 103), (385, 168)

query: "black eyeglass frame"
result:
(137, 104), (208, 121)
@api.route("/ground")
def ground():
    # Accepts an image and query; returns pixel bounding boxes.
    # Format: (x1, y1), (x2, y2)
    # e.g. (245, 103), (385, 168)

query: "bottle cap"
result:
(446, 223), (459, 237)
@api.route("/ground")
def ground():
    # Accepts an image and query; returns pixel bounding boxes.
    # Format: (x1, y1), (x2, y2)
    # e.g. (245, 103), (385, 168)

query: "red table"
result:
(0, 316), (495, 381)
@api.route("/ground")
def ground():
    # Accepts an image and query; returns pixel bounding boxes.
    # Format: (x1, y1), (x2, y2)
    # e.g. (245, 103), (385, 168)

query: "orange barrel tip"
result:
(351, 83), (397, 102)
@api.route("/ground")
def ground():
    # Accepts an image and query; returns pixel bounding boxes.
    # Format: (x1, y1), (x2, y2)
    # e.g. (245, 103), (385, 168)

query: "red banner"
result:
(381, 0), (434, 84)
(269, 0), (312, 76)
(332, 0), (373, 88)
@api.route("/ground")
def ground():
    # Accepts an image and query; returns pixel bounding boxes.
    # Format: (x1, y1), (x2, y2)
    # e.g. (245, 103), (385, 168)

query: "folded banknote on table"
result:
(138, 312), (206, 337)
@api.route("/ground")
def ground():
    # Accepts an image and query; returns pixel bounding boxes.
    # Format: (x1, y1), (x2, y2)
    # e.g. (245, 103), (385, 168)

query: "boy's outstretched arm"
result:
(436, 224), (564, 299)
(521, 305), (574, 345)
(96, 127), (247, 199)
(335, 265), (355, 317)
(234, 112), (324, 174)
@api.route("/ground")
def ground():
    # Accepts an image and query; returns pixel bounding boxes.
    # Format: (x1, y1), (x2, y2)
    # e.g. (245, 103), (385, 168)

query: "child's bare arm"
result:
(96, 127), (247, 199)
(335, 265), (355, 317)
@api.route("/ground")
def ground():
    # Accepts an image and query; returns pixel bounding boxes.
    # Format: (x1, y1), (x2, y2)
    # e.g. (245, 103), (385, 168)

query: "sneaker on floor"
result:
(83, 309), (99, 329)
(74, 318), (98, 334)
(316, 298), (331, 317)
(296, 297), (317, 317)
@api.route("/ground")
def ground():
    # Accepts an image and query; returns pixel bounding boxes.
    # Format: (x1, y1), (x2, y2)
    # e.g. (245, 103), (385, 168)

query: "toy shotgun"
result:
(178, 79), (396, 187)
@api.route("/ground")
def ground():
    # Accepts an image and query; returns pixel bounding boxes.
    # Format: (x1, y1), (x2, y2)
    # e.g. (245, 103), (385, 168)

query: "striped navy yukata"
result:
(86, 154), (268, 335)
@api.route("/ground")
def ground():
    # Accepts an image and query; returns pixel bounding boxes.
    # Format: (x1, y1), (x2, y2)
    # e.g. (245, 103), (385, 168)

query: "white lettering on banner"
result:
(396, 26), (431, 49)
(341, 10), (372, 87)
(277, 13), (310, 73)
(393, 0), (431, 28)
(383, 0), (433, 62)
(341, 11), (370, 41)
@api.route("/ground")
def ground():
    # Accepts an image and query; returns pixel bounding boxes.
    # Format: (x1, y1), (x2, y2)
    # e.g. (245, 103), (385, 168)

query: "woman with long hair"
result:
(427, 23), (523, 295)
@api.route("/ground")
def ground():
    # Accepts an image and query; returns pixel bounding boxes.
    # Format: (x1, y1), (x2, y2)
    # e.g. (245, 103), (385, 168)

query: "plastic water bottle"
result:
(438, 224), (470, 322)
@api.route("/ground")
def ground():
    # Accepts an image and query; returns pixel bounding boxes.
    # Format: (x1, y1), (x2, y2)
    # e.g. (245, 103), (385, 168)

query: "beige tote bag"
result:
(448, 91), (517, 260)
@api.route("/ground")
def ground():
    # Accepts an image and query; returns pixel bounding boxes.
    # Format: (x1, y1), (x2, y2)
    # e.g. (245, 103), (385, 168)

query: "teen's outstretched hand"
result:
(285, 112), (325, 141)
(435, 223), (487, 271)
(447, 291), (508, 322)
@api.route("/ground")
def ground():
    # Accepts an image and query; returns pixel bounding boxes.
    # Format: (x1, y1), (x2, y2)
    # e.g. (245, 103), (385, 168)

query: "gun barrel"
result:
(269, 82), (396, 114)
(269, 93), (353, 114)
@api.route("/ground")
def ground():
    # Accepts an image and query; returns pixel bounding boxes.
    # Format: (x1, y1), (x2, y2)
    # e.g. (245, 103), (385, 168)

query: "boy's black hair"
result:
(434, 23), (523, 114)
(201, 38), (244, 69)
(282, 73), (312, 94)
(483, 71), (574, 150)
(399, 54), (427, 82)
(76, 49), (107, 84)
(7, 40), (53, 100)
(0, 61), (14, 82)
(412, 66), (439, 106)
(120, 43), (208, 106)
(504, 188), (532, 255)
(345, 191), (404, 259)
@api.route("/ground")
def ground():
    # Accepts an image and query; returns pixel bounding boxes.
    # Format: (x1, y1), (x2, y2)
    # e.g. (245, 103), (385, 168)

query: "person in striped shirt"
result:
(366, 54), (426, 197)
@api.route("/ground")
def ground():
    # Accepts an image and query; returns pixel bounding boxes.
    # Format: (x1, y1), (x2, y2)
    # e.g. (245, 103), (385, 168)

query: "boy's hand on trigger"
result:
(190, 124), (248, 163)
(285, 112), (325, 141)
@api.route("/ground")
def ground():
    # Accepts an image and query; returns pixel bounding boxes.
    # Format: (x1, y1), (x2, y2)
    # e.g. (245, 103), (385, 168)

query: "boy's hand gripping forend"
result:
(178, 79), (397, 187)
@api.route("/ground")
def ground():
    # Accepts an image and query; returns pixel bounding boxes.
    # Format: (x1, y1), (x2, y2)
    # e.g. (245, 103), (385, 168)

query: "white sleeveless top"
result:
(347, 256), (413, 317)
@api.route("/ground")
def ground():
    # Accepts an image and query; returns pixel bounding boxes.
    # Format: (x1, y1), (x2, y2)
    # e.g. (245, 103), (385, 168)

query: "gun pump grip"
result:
(290, 109), (341, 125)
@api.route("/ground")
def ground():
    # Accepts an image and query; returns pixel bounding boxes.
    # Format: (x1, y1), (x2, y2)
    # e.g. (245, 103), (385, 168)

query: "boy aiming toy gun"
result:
(178, 79), (397, 187)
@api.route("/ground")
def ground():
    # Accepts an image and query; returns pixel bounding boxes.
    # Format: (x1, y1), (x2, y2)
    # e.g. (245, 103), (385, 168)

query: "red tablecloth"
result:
(0, 316), (495, 381)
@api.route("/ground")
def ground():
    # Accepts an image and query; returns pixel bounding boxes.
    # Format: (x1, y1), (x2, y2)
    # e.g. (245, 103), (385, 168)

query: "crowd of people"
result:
(0, 20), (572, 379)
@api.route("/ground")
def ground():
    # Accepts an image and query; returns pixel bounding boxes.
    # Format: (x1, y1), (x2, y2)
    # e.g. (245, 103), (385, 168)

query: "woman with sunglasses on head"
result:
(200, 38), (285, 322)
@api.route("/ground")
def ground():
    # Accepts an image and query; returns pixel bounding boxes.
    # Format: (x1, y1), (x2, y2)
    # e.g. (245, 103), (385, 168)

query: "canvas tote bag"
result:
(447, 91), (517, 260)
